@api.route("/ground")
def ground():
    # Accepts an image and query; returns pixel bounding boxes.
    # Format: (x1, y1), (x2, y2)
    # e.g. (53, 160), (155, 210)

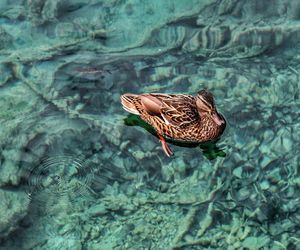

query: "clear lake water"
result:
(0, 1), (299, 249)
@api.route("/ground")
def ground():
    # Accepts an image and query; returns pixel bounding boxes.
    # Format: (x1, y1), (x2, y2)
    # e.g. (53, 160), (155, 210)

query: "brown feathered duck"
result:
(120, 89), (226, 157)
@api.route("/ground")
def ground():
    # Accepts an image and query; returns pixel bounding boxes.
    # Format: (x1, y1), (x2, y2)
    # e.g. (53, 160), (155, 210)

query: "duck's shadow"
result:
(124, 114), (226, 160)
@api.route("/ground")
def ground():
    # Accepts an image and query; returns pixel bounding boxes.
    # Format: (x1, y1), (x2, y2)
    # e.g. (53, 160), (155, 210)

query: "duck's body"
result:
(121, 90), (226, 157)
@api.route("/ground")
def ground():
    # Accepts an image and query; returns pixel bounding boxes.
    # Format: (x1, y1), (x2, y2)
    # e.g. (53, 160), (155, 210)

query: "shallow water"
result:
(0, 0), (300, 249)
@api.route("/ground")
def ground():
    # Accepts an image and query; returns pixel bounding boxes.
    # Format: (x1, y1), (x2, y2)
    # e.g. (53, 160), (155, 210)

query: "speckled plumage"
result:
(121, 90), (226, 156)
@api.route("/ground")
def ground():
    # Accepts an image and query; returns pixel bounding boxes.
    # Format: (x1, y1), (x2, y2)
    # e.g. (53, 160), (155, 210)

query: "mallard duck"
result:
(120, 90), (226, 157)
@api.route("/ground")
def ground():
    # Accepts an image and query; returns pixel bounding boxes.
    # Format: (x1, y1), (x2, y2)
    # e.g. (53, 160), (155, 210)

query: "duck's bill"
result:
(212, 113), (224, 126)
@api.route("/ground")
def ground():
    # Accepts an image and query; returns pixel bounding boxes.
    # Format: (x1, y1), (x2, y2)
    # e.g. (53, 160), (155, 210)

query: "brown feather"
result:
(140, 94), (162, 116)
(120, 90), (226, 144)
(120, 94), (140, 115)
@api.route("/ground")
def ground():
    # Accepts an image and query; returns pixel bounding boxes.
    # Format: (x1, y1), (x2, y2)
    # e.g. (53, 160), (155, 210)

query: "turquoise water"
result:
(0, 0), (300, 249)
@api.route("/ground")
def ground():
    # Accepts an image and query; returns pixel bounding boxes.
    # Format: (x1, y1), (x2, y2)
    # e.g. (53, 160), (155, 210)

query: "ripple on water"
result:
(25, 155), (94, 205)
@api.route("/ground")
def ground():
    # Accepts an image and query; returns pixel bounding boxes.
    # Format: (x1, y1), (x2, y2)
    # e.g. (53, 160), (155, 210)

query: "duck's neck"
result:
(194, 114), (225, 141)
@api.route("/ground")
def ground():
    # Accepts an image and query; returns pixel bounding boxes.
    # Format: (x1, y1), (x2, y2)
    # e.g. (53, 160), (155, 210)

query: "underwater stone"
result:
(125, 185), (137, 197)
(231, 152), (243, 164)
(173, 158), (186, 174)
(120, 140), (130, 151)
(152, 25), (186, 48)
(101, 124), (122, 146)
(27, 0), (46, 25)
(282, 199), (298, 213)
(150, 66), (172, 82)
(0, 63), (12, 86)
(87, 204), (108, 216)
(139, 138), (157, 152)
(236, 186), (251, 201)
(0, 150), (21, 186)
(55, 22), (78, 38)
(45, 237), (82, 250)
(0, 5), (26, 20)
(282, 137), (293, 152)
(217, 0), (239, 15)
(294, 177), (300, 187)
(259, 180), (270, 190)
(232, 166), (243, 179)
(0, 27), (14, 50)
(100, 74), (115, 90)
(42, 0), (59, 22)
(237, 26), (284, 47)
(94, 142), (103, 151)
(252, 205), (271, 223)
(250, 120), (261, 130)
(285, 186), (295, 198)
(267, 168), (282, 184)
(260, 155), (273, 169)
(183, 25), (230, 51)
(132, 150), (145, 161)
(172, 75), (189, 86)
(269, 220), (295, 236)
(242, 236), (270, 250)
(270, 128), (293, 154)
(161, 163), (175, 182)
(233, 132), (247, 149)
(0, 189), (29, 239)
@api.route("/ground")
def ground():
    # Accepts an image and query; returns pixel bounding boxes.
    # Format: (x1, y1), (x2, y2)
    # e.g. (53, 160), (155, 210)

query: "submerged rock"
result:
(0, 189), (29, 239)
(242, 236), (270, 250)
(0, 27), (13, 50)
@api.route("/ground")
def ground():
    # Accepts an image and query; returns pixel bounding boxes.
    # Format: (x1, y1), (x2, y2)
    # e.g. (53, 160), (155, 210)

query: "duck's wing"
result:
(140, 93), (200, 128)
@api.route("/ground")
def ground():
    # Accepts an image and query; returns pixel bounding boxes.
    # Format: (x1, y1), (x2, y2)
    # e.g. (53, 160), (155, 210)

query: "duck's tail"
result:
(120, 94), (140, 115)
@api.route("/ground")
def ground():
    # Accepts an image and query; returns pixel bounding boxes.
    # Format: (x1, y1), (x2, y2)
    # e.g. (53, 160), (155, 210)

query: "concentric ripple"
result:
(25, 155), (94, 203)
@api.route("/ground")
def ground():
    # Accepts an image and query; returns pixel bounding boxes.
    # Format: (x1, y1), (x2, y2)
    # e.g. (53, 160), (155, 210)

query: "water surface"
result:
(0, 0), (299, 249)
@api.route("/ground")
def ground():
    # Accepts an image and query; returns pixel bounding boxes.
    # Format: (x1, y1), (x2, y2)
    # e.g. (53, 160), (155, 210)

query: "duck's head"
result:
(196, 90), (225, 126)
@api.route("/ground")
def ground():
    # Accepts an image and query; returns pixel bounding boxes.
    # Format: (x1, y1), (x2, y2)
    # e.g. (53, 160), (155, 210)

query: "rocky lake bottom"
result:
(0, 0), (299, 249)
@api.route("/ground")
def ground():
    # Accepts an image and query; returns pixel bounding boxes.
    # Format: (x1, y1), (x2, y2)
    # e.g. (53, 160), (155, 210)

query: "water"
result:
(0, 0), (300, 249)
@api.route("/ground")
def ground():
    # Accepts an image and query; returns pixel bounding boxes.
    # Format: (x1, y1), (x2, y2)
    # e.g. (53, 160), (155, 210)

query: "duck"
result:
(120, 89), (226, 157)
